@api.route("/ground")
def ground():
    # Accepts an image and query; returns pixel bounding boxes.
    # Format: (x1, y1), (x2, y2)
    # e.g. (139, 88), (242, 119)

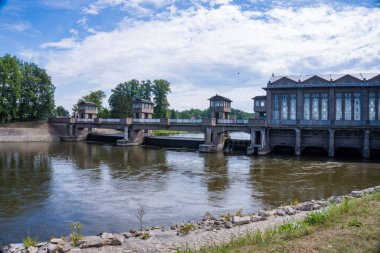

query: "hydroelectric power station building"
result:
(253, 73), (380, 158)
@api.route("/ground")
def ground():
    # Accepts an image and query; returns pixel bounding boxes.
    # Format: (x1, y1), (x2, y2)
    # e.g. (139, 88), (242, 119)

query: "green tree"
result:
(74, 90), (107, 117)
(141, 80), (152, 100)
(108, 79), (144, 118)
(0, 55), (22, 122)
(56, 106), (69, 117)
(152, 79), (171, 118)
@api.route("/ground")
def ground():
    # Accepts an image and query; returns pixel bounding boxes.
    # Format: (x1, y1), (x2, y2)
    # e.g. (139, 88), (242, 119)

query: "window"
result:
(255, 100), (260, 107)
(290, 94), (296, 120)
(354, 93), (361, 121)
(273, 94), (279, 120)
(344, 93), (352, 120)
(321, 93), (328, 120)
(312, 93), (319, 120)
(304, 94), (310, 120)
(281, 94), (288, 120)
(369, 93), (375, 120)
(260, 100), (265, 107)
(336, 93), (342, 120)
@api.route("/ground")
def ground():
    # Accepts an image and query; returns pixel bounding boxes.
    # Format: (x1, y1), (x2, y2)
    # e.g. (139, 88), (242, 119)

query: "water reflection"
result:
(0, 142), (379, 245)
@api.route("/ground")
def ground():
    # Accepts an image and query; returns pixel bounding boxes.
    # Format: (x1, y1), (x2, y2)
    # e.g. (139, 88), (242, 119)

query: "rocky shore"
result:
(2, 185), (380, 253)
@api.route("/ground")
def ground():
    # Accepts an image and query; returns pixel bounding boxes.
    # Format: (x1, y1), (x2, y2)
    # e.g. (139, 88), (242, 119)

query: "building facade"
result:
(254, 73), (380, 158)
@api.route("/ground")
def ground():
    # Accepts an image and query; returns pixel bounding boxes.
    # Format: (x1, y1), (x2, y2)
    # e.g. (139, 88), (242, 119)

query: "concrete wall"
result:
(0, 122), (60, 142)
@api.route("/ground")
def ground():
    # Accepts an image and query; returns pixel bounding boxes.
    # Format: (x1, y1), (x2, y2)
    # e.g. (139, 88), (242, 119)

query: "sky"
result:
(1, 0), (380, 112)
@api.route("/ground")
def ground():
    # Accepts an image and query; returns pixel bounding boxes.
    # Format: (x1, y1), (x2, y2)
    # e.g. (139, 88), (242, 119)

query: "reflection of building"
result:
(132, 98), (154, 119)
(77, 101), (98, 119)
(253, 73), (380, 158)
(209, 94), (232, 119)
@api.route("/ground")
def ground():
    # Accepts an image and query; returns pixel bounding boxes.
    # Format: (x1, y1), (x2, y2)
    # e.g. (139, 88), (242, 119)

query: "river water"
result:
(0, 141), (380, 244)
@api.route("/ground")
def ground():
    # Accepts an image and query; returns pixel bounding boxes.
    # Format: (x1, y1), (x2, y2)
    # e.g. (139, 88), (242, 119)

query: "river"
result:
(0, 141), (380, 244)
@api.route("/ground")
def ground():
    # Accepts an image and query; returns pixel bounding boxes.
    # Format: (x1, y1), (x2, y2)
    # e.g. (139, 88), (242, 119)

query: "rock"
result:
(312, 203), (321, 210)
(129, 229), (137, 233)
(375, 185), (380, 191)
(60, 243), (71, 252)
(123, 232), (132, 239)
(82, 236), (103, 248)
(284, 207), (295, 215)
(351, 190), (364, 198)
(36, 243), (48, 247)
(223, 221), (233, 229)
(110, 234), (124, 245)
(257, 210), (268, 217)
(9, 243), (25, 252)
(202, 212), (216, 221)
(232, 216), (251, 225)
(213, 220), (222, 225)
(47, 243), (63, 253)
(276, 209), (286, 216)
(134, 232), (143, 237)
(28, 246), (38, 253)
(328, 196), (343, 203)
(269, 210), (277, 216)
(170, 225), (177, 230)
(50, 238), (63, 245)
(296, 202), (314, 211)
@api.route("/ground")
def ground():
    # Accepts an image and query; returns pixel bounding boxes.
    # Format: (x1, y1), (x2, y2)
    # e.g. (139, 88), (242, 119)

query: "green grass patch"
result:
(23, 230), (38, 248)
(151, 130), (189, 135)
(182, 191), (380, 253)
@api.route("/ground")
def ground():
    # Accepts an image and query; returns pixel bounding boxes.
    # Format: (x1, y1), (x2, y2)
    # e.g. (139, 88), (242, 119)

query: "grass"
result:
(151, 130), (188, 135)
(23, 230), (38, 248)
(178, 223), (196, 236)
(70, 221), (84, 246)
(181, 191), (380, 253)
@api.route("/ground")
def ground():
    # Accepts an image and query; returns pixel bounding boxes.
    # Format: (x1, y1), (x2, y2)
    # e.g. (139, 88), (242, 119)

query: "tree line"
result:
(169, 108), (254, 119)
(0, 54), (55, 122)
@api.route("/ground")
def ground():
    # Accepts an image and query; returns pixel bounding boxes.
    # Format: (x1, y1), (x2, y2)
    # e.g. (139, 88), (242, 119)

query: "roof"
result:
(269, 73), (380, 83)
(208, 94), (232, 102)
(78, 101), (97, 106)
(252, 95), (267, 100)
(133, 98), (154, 104)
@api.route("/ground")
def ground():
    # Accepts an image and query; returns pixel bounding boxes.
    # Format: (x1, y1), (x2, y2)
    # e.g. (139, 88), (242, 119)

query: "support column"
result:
(204, 128), (212, 144)
(247, 128), (257, 155)
(328, 129), (335, 158)
(363, 130), (370, 159)
(258, 128), (270, 155)
(123, 126), (129, 140)
(295, 128), (301, 156)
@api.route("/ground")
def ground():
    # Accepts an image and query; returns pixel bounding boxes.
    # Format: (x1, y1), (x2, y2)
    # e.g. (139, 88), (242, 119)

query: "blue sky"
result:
(1, 0), (380, 112)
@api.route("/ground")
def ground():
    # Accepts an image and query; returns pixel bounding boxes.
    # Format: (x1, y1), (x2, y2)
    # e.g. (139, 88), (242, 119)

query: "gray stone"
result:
(232, 216), (251, 225)
(202, 212), (216, 221)
(47, 243), (63, 253)
(284, 207), (295, 215)
(312, 203), (321, 210)
(276, 209), (286, 216)
(49, 239), (63, 245)
(110, 235), (124, 245)
(374, 185), (380, 191)
(328, 196), (343, 203)
(36, 243), (48, 248)
(9, 243), (25, 252)
(257, 210), (268, 217)
(351, 190), (364, 198)
(223, 221), (233, 228)
(82, 236), (103, 248)
(28, 246), (38, 253)
(296, 202), (314, 211)
(123, 233), (132, 239)
(60, 243), (71, 253)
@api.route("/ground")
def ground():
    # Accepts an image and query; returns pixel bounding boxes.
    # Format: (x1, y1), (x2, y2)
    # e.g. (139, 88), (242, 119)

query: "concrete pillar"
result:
(328, 129), (335, 157)
(257, 128), (270, 155)
(124, 126), (129, 140)
(204, 128), (212, 144)
(363, 130), (370, 159)
(250, 129), (256, 146)
(295, 128), (301, 156)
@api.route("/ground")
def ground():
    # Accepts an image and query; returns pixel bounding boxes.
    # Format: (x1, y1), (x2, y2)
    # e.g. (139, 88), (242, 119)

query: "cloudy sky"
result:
(1, 0), (380, 112)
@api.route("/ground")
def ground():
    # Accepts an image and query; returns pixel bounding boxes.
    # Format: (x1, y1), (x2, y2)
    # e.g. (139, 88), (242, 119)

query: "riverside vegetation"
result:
(2, 186), (380, 253)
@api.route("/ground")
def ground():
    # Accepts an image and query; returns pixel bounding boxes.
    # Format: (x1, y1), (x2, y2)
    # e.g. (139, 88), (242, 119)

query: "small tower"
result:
(208, 94), (232, 119)
(132, 98), (154, 119)
(77, 101), (98, 119)
(252, 96), (267, 119)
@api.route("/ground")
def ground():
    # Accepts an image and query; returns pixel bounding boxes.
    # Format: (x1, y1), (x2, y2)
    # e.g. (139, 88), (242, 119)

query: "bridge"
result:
(48, 117), (267, 154)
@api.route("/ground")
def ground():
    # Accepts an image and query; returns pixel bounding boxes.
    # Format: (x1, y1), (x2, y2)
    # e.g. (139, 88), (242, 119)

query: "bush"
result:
(23, 230), (38, 248)
(70, 221), (84, 245)
(178, 223), (195, 236)
(304, 211), (328, 226)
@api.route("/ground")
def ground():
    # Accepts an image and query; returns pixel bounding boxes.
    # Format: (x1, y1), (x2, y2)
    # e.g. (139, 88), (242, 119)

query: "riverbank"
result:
(0, 122), (60, 142)
(2, 185), (379, 253)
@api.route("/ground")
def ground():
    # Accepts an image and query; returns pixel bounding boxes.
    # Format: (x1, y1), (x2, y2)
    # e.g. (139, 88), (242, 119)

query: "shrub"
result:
(23, 230), (38, 248)
(178, 223), (195, 236)
(141, 232), (151, 240)
(70, 221), (84, 245)
(304, 211), (328, 226)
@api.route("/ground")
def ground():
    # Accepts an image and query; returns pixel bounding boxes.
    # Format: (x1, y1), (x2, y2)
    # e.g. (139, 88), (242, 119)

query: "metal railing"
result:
(169, 119), (202, 124)
(217, 119), (249, 124)
(76, 118), (94, 123)
(133, 118), (161, 123)
(100, 118), (121, 123)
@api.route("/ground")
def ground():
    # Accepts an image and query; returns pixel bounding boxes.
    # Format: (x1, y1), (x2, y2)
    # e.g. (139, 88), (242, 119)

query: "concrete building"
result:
(77, 101), (98, 119)
(254, 73), (380, 158)
(209, 94), (232, 119)
(132, 98), (154, 119)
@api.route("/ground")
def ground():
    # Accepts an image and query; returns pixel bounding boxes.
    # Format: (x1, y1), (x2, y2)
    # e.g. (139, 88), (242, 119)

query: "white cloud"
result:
(0, 22), (31, 32)
(37, 3), (380, 111)
(40, 29), (79, 49)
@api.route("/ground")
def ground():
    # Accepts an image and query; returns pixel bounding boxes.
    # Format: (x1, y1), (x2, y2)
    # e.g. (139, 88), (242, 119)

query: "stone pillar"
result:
(250, 129), (257, 146)
(124, 126), (129, 140)
(257, 128), (270, 155)
(295, 128), (301, 156)
(363, 130), (370, 159)
(205, 128), (212, 144)
(328, 129), (335, 157)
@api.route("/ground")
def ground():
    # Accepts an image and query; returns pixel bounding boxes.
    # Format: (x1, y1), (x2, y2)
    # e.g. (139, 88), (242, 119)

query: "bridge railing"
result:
(76, 118), (94, 123)
(169, 119), (203, 124)
(217, 119), (249, 124)
(99, 118), (121, 123)
(133, 118), (161, 124)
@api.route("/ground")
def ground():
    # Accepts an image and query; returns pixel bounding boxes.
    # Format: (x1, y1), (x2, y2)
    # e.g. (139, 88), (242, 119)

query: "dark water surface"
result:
(1, 142), (380, 244)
